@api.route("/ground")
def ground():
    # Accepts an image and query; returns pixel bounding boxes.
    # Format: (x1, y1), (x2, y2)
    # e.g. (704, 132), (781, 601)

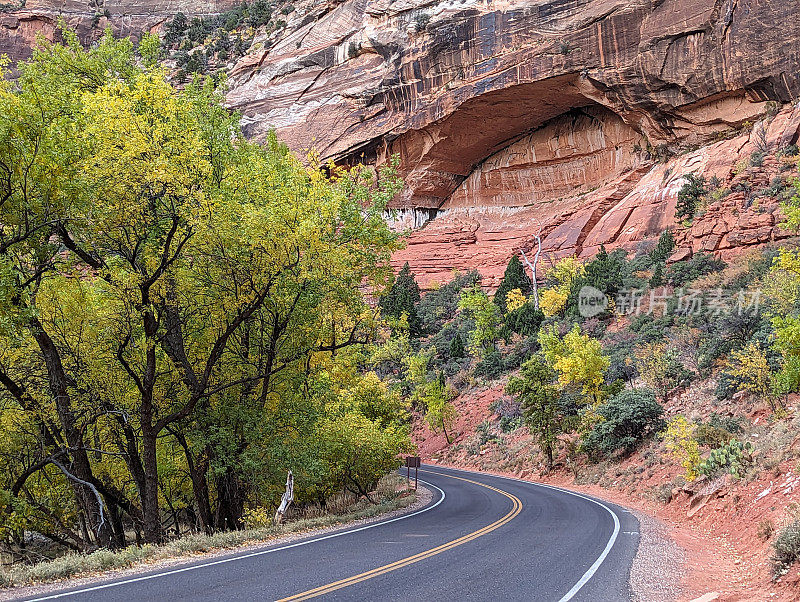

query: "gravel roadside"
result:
(630, 510), (686, 602)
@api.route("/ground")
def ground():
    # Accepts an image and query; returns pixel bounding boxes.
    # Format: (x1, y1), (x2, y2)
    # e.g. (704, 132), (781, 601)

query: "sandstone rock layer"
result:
(221, 0), (800, 286)
(0, 0), (240, 65)
(3, 0), (800, 288)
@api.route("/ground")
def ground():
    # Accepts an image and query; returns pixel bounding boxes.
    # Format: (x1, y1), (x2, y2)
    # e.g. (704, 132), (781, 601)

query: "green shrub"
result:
(417, 270), (480, 334)
(448, 332), (466, 358)
(629, 313), (674, 343)
(505, 301), (544, 336)
(583, 388), (665, 457)
(473, 348), (505, 379)
(648, 229), (676, 265)
(708, 412), (745, 435)
(490, 396), (524, 433)
(503, 334), (539, 371)
(773, 521), (800, 578)
(476, 420), (500, 445)
(414, 13), (431, 32)
(694, 423), (733, 448)
(772, 355), (800, 396)
(675, 174), (707, 220)
(605, 335), (638, 385)
(649, 262), (664, 287)
(666, 252), (725, 287)
(568, 246), (628, 315)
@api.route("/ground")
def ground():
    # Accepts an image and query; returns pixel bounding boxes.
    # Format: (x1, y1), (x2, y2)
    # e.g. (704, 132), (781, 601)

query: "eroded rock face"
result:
(392, 105), (800, 289)
(221, 0), (800, 287)
(4, 0), (799, 288)
(226, 0), (799, 203)
(0, 1), (240, 65)
(445, 106), (645, 209)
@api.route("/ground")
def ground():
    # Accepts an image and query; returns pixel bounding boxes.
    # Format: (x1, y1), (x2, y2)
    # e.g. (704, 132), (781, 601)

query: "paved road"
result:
(20, 465), (640, 602)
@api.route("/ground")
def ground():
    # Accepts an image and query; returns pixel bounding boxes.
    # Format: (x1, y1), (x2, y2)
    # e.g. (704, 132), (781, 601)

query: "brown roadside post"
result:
(405, 456), (421, 491)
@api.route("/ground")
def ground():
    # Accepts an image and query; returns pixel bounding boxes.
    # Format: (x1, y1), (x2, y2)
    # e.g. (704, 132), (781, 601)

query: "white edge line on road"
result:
(425, 465), (622, 602)
(25, 481), (446, 601)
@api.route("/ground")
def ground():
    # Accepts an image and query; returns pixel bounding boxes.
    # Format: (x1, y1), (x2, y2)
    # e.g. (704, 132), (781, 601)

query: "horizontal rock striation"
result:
(3, 0), (799, 288)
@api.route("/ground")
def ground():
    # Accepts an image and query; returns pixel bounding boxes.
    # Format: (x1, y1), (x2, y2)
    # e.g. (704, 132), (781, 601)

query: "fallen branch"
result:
(49, 458), (107, 540)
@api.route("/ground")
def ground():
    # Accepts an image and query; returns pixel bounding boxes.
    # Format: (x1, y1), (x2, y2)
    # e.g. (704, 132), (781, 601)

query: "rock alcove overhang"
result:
(344, 74), (650, 225)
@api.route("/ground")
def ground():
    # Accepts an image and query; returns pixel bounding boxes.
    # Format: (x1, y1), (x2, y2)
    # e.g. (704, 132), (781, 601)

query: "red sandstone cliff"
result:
(0, 1), (240, 65)
(3, 0), (800, 287)
(223, 0), (800, 287)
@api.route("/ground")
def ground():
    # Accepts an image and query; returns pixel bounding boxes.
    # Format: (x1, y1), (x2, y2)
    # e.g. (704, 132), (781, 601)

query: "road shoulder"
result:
(0, 486), (433, 602)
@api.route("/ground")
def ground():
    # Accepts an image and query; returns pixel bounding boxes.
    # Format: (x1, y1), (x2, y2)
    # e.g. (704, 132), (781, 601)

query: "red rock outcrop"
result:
(220, 0), (800, 286)
(0, 1), (240, 65)
(3, 0), (800, 288)
(226, 0), (799, 201)
(392, 104), (800, 289)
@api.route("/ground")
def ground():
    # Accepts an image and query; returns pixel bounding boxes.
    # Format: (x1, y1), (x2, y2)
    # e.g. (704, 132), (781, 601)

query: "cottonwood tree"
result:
(0, 29), (405, 551)
(507, 356), (572, 468)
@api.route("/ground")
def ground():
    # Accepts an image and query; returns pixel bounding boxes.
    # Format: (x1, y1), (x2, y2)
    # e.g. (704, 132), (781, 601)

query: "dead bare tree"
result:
(274, 470), (294, 525)
(520, 217), (543, 310)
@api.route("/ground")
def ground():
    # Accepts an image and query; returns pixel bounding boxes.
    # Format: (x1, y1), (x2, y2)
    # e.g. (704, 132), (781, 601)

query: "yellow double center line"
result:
(277, 471), (523, 601)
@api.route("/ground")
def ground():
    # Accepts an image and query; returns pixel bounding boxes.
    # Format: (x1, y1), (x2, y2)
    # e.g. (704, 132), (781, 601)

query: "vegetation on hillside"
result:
(160, 1), (294, 81)
(384, 142), (800, 576)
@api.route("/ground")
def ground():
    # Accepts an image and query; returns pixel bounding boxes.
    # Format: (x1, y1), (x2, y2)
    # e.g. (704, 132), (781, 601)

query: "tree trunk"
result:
(171, 430), (213, 534)
(29, 318), (113, 548)
(141, 429), (162, 544)
(442, 418), (452, 444)
(187, 453), (214, 535)
(106, 499), (126, 548)
(215, 469), (244, 531)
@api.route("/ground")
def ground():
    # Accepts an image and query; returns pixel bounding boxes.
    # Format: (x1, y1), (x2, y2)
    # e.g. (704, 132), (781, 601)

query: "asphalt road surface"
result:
(20, 465), (640, 602)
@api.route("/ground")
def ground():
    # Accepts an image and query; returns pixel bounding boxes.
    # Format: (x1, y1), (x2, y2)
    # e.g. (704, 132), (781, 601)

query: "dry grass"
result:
(0, 474), (415, 589)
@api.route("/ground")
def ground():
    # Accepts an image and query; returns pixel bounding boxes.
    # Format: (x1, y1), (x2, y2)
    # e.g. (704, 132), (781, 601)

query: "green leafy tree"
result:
(507, 356), (572, 467)
(458, 287), (502, 356)
(424, 373), (457, 444)
(494, 255), (532, 313)
(380, 262), (422, 337)
(779, 158), (800, 231)
(0, 29), (407, 551)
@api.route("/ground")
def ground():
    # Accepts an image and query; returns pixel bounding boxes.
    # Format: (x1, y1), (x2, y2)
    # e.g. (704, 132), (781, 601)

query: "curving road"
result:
(20, 465), (640, 602)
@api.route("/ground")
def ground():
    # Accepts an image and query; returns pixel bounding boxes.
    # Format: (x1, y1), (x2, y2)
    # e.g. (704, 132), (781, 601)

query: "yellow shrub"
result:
(505, 288), (526, 312)
(540, 288), (568, 317)
(664, 415), (700, 481)
(242, 506), (274, 529)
